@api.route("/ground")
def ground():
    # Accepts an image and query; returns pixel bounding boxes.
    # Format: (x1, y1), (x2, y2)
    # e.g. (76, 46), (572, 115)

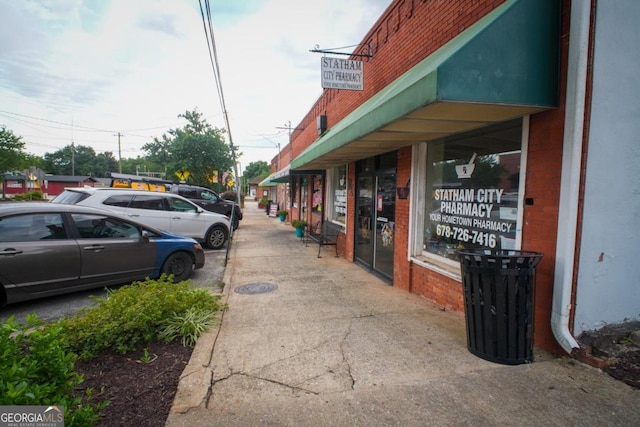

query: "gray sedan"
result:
(0, 202), (205, 306)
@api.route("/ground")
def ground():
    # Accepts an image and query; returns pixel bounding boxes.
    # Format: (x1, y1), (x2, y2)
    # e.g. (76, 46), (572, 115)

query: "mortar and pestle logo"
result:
(455, 153), (477, 179)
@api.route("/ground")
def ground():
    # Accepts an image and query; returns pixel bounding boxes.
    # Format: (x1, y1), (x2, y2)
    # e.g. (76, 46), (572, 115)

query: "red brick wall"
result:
(411, 267), (465, 313)
(394, 147), (412, 292)
(290, 0), (506, 160)
(288, 0), (570, 354)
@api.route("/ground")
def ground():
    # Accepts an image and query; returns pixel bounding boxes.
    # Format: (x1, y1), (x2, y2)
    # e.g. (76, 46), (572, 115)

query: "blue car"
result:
(0, 202), (205, 306)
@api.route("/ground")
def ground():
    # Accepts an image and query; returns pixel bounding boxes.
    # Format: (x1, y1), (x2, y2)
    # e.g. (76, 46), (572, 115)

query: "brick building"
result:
(266, 0), (640, 359)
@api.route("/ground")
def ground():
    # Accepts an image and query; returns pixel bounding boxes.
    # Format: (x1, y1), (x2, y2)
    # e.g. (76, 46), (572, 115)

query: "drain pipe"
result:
(551, 1), (592, 354)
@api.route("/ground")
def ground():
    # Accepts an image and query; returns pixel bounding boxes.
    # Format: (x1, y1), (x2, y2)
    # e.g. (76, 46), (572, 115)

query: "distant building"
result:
(1, 172), (96, 199)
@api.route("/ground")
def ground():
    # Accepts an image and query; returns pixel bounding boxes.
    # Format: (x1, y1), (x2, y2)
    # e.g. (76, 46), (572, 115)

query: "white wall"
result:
(574, 1), (640, 334)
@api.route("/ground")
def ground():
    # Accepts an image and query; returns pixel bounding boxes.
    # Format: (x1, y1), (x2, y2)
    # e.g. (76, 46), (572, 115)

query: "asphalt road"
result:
(0, 247), (228, 325)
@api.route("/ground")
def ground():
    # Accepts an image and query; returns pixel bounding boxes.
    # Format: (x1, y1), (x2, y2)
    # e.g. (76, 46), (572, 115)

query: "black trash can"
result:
(457, 249), (543, 365)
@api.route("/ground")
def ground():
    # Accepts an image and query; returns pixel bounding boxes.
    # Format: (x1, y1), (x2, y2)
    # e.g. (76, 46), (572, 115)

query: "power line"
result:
(198, 0), (240, 196)
(0, 110), (113, 133)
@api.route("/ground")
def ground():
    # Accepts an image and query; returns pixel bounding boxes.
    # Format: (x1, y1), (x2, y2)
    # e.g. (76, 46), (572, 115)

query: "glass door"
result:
(355, 176), (373, 266)
(355, 170), (396, 280)
(373, 171), (396, 278)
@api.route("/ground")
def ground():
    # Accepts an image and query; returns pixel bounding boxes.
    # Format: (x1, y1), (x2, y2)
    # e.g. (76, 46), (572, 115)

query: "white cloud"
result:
(0, 0), (390, 171)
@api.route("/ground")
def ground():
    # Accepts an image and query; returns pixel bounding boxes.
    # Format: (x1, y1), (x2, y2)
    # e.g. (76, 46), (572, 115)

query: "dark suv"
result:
(169, 184), (242, 229)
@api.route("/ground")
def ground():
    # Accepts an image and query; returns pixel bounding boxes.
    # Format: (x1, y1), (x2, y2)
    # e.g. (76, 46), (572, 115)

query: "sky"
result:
(0, 0), (391, 174)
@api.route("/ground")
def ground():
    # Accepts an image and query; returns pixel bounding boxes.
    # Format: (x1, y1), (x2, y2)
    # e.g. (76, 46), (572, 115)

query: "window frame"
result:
(408, 116), (530, 277)
(326, 164), (348, 226)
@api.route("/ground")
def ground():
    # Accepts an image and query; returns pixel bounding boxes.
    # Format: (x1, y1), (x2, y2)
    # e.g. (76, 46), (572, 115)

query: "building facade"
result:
(267, 0), (640, 358)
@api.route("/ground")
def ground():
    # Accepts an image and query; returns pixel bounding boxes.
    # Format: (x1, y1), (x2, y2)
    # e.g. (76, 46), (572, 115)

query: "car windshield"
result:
(51, 190), (90, 205)
(200, 190), (219, 201)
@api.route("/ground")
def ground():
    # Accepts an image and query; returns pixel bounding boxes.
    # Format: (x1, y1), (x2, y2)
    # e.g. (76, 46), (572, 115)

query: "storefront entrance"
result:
(355, 154), (397, 281)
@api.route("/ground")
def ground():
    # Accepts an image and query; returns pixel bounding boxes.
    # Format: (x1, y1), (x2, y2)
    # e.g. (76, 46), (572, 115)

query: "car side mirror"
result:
(141, 230), (152, 240)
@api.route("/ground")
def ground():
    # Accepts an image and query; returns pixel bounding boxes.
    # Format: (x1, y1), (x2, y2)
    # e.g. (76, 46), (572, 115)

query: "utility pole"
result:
(276, 120), (302, 162)
(70, 117), (75, 176)
(115, 132), (123, 173)
(71, 141), (75, 176)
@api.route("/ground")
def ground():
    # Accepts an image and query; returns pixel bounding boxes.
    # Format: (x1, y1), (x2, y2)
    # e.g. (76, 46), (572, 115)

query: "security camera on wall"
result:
(317, 115), (327, 136)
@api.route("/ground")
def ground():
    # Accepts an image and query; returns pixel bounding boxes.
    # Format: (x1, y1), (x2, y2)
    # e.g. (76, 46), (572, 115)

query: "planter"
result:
(279, 214), (286, 222)
(295, 227), (305, 238)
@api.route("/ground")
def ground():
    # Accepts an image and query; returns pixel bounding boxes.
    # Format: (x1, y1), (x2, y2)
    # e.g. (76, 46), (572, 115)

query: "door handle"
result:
(0, 248), (23, 256)
(83, 245), (105, 251)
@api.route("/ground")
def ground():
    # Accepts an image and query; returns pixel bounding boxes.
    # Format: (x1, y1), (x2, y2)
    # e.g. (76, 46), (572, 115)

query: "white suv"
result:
(52, 188), (230, 249)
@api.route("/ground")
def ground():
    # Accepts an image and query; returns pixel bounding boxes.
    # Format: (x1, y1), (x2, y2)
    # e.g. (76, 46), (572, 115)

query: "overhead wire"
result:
(198, 1), (231, 145)
(198, 0), (240, 187)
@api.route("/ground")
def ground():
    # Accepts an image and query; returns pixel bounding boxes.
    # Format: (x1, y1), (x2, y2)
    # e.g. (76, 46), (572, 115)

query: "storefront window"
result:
(291, 179), (298, 208)
(301, 177), (308, 215)
(312, 175), (323, 212)
(329, 165), (347, 224)
(423, 119), (522, 261)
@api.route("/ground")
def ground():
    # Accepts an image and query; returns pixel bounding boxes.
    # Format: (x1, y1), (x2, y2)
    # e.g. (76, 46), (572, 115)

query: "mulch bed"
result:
(73, 338), (638, 426)
(75, 341), (193, 427)
(603, 350), (640, 390)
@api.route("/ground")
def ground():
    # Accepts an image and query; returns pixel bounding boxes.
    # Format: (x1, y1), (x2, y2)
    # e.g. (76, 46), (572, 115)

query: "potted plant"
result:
(277, 210), (288, 222)
(291, 219), (308, 238)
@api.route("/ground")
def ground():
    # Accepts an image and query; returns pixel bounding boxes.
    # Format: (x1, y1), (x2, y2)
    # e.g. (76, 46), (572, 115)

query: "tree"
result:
(42, 145), (97, 176)
(1, 127), (28, 198)
(119, 156), (165, 177)
(93, 152), (119, 177)
(0, 127), (26, 173)
(243, 160), (271, 180)
(142, 109), (235, 189)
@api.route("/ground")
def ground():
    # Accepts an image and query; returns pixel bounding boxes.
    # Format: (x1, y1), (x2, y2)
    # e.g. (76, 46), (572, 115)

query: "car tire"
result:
(205, 225), (228, 249)
(162, 252), (194, 282)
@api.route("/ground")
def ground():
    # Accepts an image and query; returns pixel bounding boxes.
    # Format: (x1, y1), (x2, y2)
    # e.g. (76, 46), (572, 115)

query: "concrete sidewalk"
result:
(166, 201), (640, 426)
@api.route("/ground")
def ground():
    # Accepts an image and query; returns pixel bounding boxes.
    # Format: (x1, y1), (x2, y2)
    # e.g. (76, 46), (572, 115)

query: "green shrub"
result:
(11, 191), (43, 201)
(291, 219), (308, 228)
(0, 315), (106, 426)
(55, 275), (226, 359)
(159, 306), (215, 347)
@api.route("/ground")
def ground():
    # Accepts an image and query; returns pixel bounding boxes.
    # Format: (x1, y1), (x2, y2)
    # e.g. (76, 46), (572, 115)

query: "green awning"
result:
(270, 165), (291, 183)
(291, 0), (559, 170)
(258, 165), (291, 186)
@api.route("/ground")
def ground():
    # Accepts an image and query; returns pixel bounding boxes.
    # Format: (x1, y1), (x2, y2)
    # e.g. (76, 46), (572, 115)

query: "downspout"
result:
(551, 0), (592, 354)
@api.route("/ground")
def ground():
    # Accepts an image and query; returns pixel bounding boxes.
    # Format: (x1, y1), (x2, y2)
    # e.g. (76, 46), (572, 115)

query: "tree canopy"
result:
(243, 160), (271, 180)
(41, 145), (118, 177)
(2, 108), (238, 189)
(142, 109), (235, 189)
(0, 127), (27, 173)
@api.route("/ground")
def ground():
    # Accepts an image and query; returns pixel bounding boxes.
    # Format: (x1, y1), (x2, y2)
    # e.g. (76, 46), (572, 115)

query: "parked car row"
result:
(107, 173), (243, 230)
(51, 187), (231, 249)
(0, 203), (205, 306)
(169, 184), (242, 230)
(0, 186), (235, 306)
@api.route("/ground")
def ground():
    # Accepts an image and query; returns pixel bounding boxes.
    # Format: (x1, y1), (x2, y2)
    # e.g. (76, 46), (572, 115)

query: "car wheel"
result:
(205, 225), (228, 249)
(162, 252), (194, 282)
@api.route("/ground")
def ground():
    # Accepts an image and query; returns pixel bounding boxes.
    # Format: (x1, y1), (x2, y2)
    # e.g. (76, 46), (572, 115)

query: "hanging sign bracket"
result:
(309, 43), (373, 59)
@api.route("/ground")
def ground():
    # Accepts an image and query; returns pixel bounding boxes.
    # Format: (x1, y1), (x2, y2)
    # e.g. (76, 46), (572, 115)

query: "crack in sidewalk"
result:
(208, 370), (320, 402)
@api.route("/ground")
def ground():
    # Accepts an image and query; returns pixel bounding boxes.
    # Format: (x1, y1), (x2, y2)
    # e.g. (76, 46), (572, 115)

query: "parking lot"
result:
(0, 247), (228, 325)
